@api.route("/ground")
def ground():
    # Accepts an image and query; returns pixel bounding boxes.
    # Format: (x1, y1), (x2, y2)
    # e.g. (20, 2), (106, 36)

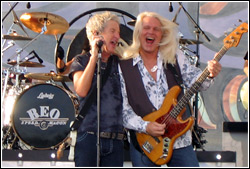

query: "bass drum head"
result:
(12, 83), (76, 149)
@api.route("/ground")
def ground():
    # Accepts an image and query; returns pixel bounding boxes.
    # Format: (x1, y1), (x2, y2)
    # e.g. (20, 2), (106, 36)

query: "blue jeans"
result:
(74, 132), (124, 167)
(130, 141), (199, 167)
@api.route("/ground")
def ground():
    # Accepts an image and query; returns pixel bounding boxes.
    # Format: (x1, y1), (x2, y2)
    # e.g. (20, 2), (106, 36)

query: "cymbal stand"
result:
(2, 40), (15, 53)
(2, 2), (29, 55)
(7, 19), (48, 61)
(1, 69), (11, 106)
(2, 20), (48, 104)
(2, 25), (16, 54)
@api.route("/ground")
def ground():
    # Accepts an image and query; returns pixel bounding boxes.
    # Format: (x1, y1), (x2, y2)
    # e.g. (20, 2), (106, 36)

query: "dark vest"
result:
(119, 58), (189, 119)
(70, 54), (124, 133)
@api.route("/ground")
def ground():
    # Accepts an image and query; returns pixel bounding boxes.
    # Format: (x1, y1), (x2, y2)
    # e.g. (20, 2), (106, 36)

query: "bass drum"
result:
(11, 83), (78, 150)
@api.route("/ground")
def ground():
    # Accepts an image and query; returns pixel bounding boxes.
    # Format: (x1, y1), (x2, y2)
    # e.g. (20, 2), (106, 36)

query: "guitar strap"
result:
(166, 63), (184, 90)
(70, 55), (114, 131)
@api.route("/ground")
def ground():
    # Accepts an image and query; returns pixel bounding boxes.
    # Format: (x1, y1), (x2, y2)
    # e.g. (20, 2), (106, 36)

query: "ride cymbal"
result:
(7, 60), (45, 67)
(179, 39), (203, 45)
(24, 72), (71, 82)
(20, 12), (69, 35)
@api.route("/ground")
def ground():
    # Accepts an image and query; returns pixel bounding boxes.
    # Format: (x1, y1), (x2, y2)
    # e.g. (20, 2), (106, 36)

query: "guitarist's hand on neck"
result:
(146, 122), (166, 137)
(207, 59), (222, 78)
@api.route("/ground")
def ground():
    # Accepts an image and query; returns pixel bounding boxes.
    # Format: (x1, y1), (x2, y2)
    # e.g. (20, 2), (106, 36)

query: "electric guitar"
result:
(136, 22), (248, 165)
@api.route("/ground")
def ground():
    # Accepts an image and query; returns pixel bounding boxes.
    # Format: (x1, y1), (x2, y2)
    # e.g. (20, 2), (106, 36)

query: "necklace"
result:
(151, 65), (158, 72)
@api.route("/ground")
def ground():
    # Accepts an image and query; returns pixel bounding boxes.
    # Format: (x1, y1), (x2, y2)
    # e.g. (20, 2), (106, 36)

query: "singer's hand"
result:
(90, 33), (104, 59)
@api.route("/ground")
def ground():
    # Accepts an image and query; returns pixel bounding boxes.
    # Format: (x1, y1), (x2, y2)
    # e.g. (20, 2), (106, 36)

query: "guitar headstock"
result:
(223, 22), (248, 49)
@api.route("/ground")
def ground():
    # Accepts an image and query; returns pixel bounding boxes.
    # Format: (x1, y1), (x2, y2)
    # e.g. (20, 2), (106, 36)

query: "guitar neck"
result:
(171, 45), (228, 118)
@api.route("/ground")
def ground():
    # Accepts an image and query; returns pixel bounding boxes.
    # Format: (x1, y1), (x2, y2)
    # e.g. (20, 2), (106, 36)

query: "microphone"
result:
(97, 40), (103, 49)
(169, 2), (173, 12)
(31, 50), (43, 63)
(26, 2), (31, 9)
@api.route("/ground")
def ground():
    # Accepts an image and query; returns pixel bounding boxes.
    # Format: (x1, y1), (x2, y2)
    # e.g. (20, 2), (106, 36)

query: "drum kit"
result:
(2, 5), (78, 150)
(2, 3), (203, 151)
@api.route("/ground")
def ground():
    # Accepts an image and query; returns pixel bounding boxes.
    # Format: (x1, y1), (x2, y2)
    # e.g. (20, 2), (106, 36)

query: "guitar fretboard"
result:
(170, 46), (229, 118)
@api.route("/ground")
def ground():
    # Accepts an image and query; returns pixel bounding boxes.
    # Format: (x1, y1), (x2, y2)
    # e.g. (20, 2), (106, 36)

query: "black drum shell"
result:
(12, 83), (76, 149)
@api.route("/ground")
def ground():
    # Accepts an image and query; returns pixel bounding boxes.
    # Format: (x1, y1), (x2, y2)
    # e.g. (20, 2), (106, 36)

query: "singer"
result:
(68, 12), (124, 167)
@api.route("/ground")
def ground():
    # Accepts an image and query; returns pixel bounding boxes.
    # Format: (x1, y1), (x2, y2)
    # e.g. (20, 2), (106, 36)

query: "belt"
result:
(87, 131), (124, 140)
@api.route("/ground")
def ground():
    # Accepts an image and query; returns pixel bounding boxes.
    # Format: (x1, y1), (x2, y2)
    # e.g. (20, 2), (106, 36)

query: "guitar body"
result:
(136, 86), (194, 165)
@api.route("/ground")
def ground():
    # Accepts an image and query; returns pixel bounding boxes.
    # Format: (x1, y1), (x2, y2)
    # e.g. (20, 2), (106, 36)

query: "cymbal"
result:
(24, 72), (71, 82)
(179, 39), (203, 45)
(7, 60), (45, 67)
(20, 12), (69, 35)
(127, 20), (136, 26)
(2, 35), (33, 40)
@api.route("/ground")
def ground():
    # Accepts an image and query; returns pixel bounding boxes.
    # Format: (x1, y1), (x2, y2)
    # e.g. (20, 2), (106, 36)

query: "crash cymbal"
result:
(20, 12), (69, 35)
(24, 72), (71, 82)
(179, 39), (203, 45)
(7, 60), (45, 67)
(127, 20), (136, 26)
(2, 35), (33, 40)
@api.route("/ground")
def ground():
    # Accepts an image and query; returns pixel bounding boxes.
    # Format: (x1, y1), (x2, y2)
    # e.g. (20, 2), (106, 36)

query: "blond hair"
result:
(86, 11), (120, 41)
(123, 12), (179, 65)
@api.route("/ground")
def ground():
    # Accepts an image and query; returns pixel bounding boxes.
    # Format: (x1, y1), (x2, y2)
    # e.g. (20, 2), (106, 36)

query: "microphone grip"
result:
(97, 40), (103, 48)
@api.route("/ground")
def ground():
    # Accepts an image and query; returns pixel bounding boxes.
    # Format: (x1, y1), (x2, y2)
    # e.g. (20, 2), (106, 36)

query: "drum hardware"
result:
(172, 5), (182, 24)
(127, 19), (136, 26)
(7, 60), (45, 67)
(179, 45), (198, 66)
(2, 3), (30, 53)
(2, 34), (33, 41)
(24, 71), (71, 82)
(8, 2), (29, 37)
(2, 40), (15, 53)
(8, 11), (67, 61)
(20, 12), (69, 39)
(179, 38), (203, 45)
(2, 125), (20, 149)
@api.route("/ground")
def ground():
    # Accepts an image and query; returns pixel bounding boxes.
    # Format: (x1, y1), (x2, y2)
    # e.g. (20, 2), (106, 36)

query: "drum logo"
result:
(20, 106), (69, 130)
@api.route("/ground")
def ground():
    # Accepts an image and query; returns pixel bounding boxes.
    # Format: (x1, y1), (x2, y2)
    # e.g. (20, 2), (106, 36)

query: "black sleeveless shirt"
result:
(69, 53), (123, 133)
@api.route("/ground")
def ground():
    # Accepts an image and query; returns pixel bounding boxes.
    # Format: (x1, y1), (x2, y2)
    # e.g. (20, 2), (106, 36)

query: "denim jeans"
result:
(130, 141), (199, 167)
(74, 132), (124, 167)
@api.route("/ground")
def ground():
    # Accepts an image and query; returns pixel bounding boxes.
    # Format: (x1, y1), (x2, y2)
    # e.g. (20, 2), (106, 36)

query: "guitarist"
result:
(119, 12), (221, 167)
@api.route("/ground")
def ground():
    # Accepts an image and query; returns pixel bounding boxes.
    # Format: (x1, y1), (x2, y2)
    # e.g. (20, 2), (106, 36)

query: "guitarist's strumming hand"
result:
(146, 122), (166, 137)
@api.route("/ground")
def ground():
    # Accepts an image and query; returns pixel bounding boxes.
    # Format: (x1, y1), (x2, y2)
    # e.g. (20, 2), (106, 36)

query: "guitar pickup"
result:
(142, 141), (153, 153)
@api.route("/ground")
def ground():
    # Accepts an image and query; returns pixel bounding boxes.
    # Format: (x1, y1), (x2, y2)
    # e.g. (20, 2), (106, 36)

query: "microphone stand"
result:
(96, 43), (102, 167)
(179, 2), (209, 150)
(2, 2), (18, 22)
(178, 2), (210, 43)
